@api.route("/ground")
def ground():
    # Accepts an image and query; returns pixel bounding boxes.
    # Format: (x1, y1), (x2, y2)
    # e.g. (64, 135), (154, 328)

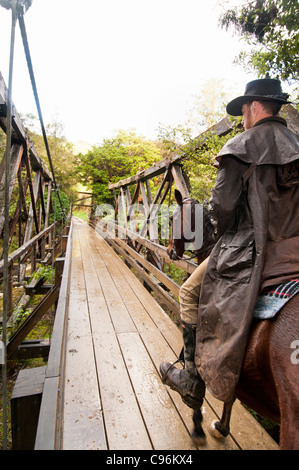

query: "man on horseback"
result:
(160, 78), (299, 409)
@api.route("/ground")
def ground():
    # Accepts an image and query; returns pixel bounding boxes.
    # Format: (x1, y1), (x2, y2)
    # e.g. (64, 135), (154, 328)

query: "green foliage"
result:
(0, 127), (6, 163)
(32, 265), (53, 283)
(49, 188), (70, 223)
(220, 0), (279, 42)
(21, 113), (79, 200)
(219, 0), (299, 99)
(76, 130), (162, 204)
(73, 210), (88, 222)
(158, 119), (243, 204)
(163, 263), (187, 287)
(185, 127), (243, 203)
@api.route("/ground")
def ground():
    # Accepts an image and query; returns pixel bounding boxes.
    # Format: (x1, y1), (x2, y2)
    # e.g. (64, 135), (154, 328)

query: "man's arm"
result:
(209, 155), (249, 239)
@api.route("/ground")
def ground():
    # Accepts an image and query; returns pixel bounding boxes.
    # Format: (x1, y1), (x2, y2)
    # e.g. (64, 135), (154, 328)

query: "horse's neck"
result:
(202, 209), (214, 244)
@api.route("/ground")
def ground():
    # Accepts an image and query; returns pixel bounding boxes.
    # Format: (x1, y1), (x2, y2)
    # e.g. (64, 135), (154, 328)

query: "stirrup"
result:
(161, 346), (184, 382)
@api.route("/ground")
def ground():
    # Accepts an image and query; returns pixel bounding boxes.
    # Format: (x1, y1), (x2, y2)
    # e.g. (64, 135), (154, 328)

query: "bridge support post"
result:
(11, 366), (46, 450)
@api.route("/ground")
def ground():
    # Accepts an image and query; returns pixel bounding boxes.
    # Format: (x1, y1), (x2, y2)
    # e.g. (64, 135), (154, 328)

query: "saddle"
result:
(254, 279), (299, 320)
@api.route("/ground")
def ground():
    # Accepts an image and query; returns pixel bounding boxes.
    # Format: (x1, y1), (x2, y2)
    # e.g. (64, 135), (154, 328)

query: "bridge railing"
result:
(88, 117), (233, 318)
(0, 66), (73, 449)
(34, 217), (73, 450)
(89, 105), (299, 320)
(0, 68), (71, 343)
(90, 217), (198, 318)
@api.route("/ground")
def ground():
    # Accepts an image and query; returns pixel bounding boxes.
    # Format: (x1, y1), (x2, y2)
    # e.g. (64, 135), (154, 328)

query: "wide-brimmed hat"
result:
(226, 78), (290, 116)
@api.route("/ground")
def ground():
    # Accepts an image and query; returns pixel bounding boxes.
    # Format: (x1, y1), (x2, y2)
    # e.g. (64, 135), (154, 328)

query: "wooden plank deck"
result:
(60, 218), (279, 450)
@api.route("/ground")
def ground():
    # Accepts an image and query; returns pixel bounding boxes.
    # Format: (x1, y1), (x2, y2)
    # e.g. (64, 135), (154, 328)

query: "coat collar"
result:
(253, 116), (287, 128)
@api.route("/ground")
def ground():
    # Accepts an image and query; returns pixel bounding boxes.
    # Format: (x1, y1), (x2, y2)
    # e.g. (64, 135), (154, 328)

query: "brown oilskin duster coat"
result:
(195, 116), (299, 403)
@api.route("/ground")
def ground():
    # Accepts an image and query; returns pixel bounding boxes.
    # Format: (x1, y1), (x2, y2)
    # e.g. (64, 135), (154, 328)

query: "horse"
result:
(166, 189), (299, 450)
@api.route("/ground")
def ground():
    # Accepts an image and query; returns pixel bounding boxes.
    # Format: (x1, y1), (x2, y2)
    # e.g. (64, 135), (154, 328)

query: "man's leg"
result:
(160, 257), (209, 409)
(179, 256), (209, 324)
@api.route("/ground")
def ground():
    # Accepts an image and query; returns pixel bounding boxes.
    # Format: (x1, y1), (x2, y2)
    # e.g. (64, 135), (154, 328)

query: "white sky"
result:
(0, 0), (259, 146)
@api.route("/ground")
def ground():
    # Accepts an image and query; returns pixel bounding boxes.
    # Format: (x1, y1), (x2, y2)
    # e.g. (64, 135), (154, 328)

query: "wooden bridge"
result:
(3, 2), (299, 451)
(33, 217), (278, 451)
(3, 45), (296, 450)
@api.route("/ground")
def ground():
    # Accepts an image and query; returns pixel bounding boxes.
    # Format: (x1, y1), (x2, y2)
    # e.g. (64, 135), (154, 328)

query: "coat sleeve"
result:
(209, 155), (250, 239)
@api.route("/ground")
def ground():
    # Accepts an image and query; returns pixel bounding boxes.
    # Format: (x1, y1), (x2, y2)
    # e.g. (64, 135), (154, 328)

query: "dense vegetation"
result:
(8, 0), (297, 212)
(76, 130), (163, 205)
(1, 0), (297, 220)
(219, 0), (299, 100)
(22, 114), (78, 204)
(76, 0), (299, 206)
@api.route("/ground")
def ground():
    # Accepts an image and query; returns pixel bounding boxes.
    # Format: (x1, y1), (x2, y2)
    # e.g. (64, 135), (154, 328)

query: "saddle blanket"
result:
(254, 279), (299, 320)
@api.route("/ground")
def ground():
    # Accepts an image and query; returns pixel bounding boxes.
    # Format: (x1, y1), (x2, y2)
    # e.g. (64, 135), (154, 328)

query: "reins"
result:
(173, 243), (214, 261)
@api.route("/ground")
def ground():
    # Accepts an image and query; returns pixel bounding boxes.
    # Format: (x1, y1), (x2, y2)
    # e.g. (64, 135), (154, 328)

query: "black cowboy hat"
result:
(226, 78), (290, 116)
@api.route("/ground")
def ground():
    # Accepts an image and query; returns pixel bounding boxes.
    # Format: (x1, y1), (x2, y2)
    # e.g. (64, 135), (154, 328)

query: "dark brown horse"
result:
(167, 189), (299, 450)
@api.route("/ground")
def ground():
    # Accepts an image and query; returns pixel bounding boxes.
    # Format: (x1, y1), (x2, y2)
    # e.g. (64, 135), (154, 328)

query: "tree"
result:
(158, 81), (241, 204)
(186, 78), (230, 135)
(219, 0), (299, 99)
(21, 114), (78, 200)
(76, 130), (162, 204)
(0, 127), (5, 163)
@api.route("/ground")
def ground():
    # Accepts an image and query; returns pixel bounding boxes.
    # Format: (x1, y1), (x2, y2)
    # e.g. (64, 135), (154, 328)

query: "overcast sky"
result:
(0, 0), (259, 146)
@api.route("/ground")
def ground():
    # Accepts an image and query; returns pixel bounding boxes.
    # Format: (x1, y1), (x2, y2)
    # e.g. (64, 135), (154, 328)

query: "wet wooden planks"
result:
(61, 219), (279, 450)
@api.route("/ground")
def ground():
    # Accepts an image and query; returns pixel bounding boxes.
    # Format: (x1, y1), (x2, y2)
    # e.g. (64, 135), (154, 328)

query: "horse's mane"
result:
(202, 206), (215, 246)
(187, 198), (215, 260)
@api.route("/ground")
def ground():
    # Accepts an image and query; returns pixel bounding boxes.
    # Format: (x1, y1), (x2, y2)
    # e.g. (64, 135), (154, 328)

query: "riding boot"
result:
(159, 321), (205, 410)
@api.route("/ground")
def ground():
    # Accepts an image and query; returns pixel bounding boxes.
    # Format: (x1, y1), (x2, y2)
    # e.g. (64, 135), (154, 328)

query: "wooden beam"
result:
(100, 228), (180, 316)
(44, 181), (52, 229)
(112, 234), (180, 297)
(135, 168), (172, 250)
(39, 179), (46, 225)
(35, 219), (73, 450)
(25, 276), (47, 295)
(92, 219), (197, 274)
(0, 223), (55, 273)
(10, 339), (50, 360)
(118, 187), (127, 229)
(11, 366), (46, 450)
(0, 143), (23, 234)
(23, 147), (40, 236)
(131, 181), (141, 205)
(146, 180), (152, 204)
(108, 114), (239, 191)
(7, 283), (60, 359)
(73, 195), (93, 204)
(171, 165), (190, 198)
(0, 71), (52, 181)
(18, 168), (28, 220)
(108, 154), (182, 190)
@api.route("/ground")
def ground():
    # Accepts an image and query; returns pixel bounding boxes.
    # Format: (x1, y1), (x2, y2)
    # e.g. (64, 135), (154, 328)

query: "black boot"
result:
(159, 321), (205, 410)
